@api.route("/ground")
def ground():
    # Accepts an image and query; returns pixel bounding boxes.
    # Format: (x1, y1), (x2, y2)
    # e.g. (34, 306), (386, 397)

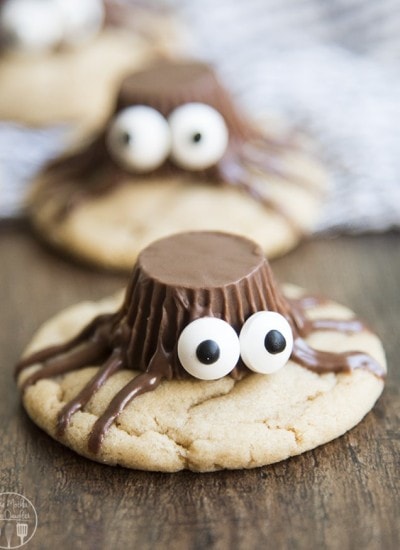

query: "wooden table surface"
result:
(0, 225), (399, 550)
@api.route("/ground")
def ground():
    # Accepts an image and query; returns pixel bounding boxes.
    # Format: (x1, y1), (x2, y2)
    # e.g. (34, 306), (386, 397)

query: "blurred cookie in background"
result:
(27, 60), (327, 270)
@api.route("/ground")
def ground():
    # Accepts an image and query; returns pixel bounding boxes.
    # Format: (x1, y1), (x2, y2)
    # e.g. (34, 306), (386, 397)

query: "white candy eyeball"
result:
(55, 0), (104, 45)
(0, 0), (63, 53)
(168, 103), (229, 171)
(107, 106), (171, 173)
(177, 317), (240, 380)
(239, 311), (293, 374)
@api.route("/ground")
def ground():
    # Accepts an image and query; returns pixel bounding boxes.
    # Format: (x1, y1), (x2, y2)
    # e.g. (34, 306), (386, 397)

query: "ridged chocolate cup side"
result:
(120, 231), (288, 375)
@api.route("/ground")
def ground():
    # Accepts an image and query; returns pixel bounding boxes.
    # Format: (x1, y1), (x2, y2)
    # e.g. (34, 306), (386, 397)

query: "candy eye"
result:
(0, 0), (64, 52)
(177, 317), (240, 380)
(56, 0), (104, 45)
(239, 312), (293, 374)
(107, 106), (171, 173)
(168, 103), (229, 170)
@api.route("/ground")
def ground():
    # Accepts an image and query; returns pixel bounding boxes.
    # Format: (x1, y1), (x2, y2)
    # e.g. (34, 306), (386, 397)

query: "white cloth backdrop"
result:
(1, 0), (400, 233)
(174, 0), (400, 233)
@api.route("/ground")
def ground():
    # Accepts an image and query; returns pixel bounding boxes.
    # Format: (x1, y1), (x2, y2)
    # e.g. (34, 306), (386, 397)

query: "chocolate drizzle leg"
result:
(16, 232), (384, 455)
(30, 61), (319, 232)
(56, 349), (124, 436)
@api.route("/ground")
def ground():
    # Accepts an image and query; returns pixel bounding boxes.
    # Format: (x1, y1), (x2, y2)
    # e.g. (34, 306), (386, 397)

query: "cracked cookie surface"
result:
(17, 286), (385, 472)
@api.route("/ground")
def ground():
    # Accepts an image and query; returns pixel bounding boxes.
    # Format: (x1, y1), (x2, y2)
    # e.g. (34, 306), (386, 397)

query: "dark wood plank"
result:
(0, 226), (399, 550)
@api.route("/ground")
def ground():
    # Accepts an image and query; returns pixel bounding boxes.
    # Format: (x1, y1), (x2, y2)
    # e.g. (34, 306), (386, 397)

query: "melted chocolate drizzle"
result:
(16, 232), (384, 455)
(29, 61), (318, 234)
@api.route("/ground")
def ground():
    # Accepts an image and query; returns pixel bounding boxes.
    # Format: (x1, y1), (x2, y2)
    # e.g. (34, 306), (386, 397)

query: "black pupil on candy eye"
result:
(264, 330), (286, 354)
(191, 132), (202, 144)
(196, 340), (220, 364)
(120, 131), (131, 146)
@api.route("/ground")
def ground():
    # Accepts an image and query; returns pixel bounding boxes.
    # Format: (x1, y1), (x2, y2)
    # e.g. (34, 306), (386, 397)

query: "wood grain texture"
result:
(0, 226), (399, 550)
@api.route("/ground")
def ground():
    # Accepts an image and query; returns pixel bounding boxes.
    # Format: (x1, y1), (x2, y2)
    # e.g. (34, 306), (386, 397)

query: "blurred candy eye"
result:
(177, 317), (240, 380)
(0, 0), (64, 52)
(168, 103), (229, 170)
(239, 312), (293, 374)
(56, 0), (104, 45)
(107, 106), (171, 173)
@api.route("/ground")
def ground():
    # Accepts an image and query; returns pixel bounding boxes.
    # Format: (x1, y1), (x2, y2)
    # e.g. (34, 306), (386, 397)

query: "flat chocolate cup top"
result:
(138, 232), (265, 288)
(117, 62), (213, 106)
